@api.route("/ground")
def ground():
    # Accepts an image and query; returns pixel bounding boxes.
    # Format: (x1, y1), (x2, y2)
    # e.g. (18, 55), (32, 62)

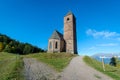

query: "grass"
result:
(1, 52), (119, 79)
(83, 56), (120, 80)
(0, 52), (76, 79)
(116, 59), (120, 68)
(0, 52), (24, 80)
(25, 53), (77, 72)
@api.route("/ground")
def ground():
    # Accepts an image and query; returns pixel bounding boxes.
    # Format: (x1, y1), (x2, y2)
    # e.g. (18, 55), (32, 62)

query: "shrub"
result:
(109, 57), (117, 67)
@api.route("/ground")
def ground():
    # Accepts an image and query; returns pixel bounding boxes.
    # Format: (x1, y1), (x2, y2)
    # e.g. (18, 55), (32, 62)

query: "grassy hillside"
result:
(0, 33), (44, 54)
(25, 53), (77, 72)
(0, 52), (76, 79)
(83, 56), (120, 80)
(0, 52), (24, 80)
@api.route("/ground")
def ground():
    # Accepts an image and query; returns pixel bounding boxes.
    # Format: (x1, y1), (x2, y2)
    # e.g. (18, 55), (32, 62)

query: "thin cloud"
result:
(97, 43), (119, 47)
(86, 29), (120, 38)
(88, 46), (96, 50)
(117, 38), (120, 41)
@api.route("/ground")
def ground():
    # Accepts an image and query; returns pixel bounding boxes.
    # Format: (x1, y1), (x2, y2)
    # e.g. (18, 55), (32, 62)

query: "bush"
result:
(109, 57), (116, 67)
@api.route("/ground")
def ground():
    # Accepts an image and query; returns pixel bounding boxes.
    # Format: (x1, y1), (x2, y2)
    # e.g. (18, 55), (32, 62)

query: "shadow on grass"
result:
(106, 70), (117, 72)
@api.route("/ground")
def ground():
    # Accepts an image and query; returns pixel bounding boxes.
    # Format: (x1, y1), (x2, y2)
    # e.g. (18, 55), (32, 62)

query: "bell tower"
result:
(64, 11), (77, 54)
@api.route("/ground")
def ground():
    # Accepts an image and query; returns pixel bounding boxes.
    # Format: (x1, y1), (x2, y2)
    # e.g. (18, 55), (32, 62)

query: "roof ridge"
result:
(66, 11), (73, 16)
(49, 30), (63, 40)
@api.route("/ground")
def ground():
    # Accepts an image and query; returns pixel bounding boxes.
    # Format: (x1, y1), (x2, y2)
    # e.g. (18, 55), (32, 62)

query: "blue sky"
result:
(0, 0), (120, 55)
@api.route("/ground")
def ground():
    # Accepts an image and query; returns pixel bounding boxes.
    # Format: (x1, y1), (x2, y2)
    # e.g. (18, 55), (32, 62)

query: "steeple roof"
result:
(66, 11), (73, 16)
(50, 30), (63, 40)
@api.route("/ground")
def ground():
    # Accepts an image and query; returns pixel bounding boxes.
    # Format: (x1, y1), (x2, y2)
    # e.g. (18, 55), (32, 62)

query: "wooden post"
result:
(101, 57), (105, 71)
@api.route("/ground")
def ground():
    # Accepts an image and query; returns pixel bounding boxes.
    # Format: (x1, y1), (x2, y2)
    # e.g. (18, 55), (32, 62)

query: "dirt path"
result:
(23, 56), (113, 80)
(23, 58), (60, 80)
(59, 56), (112, 80)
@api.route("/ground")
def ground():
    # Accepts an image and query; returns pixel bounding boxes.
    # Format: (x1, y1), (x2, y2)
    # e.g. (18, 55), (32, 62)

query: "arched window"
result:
(55, 42), (58, 49)
(49, 42), (52, 49)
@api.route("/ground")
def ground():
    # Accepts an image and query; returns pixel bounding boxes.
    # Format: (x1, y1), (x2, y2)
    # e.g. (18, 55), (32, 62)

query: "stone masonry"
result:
(48, 11), (77, 54)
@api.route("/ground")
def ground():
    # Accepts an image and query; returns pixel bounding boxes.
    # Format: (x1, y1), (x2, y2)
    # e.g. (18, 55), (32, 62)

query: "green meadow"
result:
(0, 52), (24, 80)
(83, 56), (120, 80)
(0, 52), (76, 79)
(25, 53), (76, 72)
(1, 52), (120, 80)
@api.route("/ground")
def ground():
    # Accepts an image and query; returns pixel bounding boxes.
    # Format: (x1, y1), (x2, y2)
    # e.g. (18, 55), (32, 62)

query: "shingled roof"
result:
(50, 30), (64, 40)
(65, 11), (76, 19)
(66, 11), (73, 16)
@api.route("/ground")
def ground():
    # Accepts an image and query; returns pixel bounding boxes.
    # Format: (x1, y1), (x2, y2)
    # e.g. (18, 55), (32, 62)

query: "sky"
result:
(0, 0), (120, 56)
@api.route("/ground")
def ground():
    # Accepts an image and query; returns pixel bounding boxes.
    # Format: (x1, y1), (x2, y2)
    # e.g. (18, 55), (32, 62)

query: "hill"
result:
(0, 52), (24, 80)
(0, 33), (44, 54)
(24, 54), (112, 80)
(83, 56), (120, 80)
(92, 53), (120, 58)
(92, 53), (120, 64)
(25, 53), (76, 72)
(0, 52), (76, 80)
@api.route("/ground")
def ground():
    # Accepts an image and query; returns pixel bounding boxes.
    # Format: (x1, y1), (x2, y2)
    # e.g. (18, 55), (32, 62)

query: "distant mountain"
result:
(91, 53), (120, 64)
(0, 33), (44, 54)
(92, 53), (120, 58)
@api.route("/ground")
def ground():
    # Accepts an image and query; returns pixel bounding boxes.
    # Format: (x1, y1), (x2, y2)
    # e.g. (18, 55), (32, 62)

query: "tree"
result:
(109, 57), (117, 67)
(0, 42), (4, 52)
(3, 45), (11, 53)
(23, 44), (33, 54)
(0, 33), (44, 54)
(17, 43), (25, 54)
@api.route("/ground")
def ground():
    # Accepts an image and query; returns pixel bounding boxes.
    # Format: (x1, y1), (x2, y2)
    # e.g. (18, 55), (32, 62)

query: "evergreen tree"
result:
(3, 45), (11, 53)
(0, 33), (44, 54)
(109, 57), (117, 67)
(23, 44), (33, 54)
(0, 42), (4, 52)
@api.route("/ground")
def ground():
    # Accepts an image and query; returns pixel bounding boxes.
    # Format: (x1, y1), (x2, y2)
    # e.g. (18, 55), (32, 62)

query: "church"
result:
(48, 12), (77, 54)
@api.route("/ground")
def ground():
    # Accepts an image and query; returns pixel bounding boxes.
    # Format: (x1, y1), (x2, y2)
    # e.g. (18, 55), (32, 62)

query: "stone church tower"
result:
(48, 11), (77, 54)
(64, 12), (77, 54)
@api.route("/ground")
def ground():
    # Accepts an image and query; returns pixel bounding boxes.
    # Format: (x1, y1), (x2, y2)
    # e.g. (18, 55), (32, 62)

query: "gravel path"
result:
(23, 56), (113, 80)
(23, 58), (60, 80)
(59, 56), (112, 80)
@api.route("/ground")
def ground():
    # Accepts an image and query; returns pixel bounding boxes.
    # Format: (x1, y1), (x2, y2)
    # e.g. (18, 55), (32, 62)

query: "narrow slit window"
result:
(55, 42), (58, 49)
(49, 42), (52, 49)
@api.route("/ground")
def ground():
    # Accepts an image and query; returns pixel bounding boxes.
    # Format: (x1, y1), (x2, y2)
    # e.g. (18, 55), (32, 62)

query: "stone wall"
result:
(48, 39), (65, 53)
(64, 13), (77, 54)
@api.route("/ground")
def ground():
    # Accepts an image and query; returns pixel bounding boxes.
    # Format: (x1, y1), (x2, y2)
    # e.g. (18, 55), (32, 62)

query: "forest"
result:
(0, 33), (44, 54)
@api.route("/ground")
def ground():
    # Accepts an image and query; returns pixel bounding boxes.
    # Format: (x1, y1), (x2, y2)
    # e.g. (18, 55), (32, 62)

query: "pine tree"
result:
(0, 42), (4, 52)
(109, 57), (117, 67)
